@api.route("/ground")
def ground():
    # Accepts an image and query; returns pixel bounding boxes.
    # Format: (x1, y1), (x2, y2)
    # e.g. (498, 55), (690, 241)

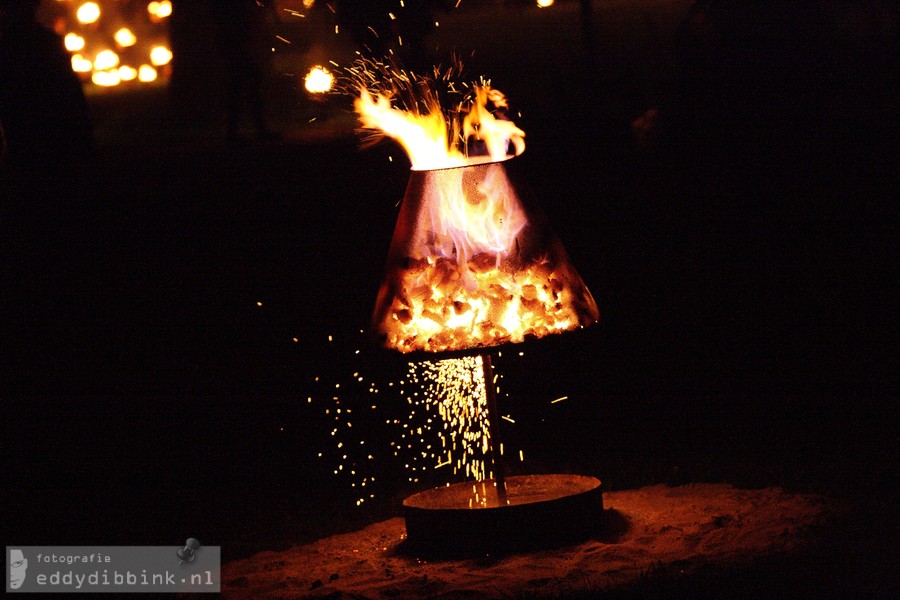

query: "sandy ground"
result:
(221, 483), (837, 599)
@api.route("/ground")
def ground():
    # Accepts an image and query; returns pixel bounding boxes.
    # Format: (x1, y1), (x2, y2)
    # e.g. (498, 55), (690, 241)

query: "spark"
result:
(551, 396), (568, 404)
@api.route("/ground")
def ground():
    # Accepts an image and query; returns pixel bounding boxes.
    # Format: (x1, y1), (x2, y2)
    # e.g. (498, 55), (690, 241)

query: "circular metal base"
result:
(403, 474), (604, 555)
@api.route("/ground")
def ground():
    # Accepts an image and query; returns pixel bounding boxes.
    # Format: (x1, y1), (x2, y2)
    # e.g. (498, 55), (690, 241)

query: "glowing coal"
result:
(372, 160), (599, 354)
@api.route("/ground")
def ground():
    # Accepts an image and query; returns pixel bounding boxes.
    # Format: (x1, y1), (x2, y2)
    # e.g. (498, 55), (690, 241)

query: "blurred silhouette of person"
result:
(215, 0), (278, 142)
(0, 0), (93, 169)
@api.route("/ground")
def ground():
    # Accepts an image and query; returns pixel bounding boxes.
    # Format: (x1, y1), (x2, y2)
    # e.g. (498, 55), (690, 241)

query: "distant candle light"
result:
(114, 28), (137, 48)
(149, 45), (173, 66)
(76, 2), (101, 24)
(64, 33), (86, 52)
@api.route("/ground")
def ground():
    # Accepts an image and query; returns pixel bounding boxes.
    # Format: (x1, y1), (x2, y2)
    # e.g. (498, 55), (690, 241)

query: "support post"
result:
(481, 353), (508, 505)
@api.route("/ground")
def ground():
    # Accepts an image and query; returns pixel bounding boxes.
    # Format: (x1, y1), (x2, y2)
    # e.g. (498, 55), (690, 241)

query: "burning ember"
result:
(352, 66), (599, 354)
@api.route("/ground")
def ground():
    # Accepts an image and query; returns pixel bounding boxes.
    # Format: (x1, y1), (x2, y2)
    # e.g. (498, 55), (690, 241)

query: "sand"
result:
(221, 483), (837, 599)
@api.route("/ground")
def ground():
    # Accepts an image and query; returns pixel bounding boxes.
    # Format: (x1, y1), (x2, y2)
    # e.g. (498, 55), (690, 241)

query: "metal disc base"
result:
(403, 474), (604, 556)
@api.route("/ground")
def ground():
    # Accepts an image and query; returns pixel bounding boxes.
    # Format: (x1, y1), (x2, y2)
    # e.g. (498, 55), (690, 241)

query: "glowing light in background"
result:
(149, 45), (173, 66)
(304, 65), (334, 94)
(76, 2), (101, 24)
(53, 0), (172, 89)
(93, 49), (120, 70)
(537, 0), (555, 7)
(92, 69), (121, 87)
(71, 54), (92, 73)
(118, 65), (138, 81)
(114, 27), (137, 48)
(147, 1), (172, 20)
(138, 64), (158, 82)
(64, 32), (85, 52)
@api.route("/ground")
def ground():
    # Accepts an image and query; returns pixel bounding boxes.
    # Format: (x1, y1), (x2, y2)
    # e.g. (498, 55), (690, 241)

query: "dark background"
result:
(2, 1), (897, 596)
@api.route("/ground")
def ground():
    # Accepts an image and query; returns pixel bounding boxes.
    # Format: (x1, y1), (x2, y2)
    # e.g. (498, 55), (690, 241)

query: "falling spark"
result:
(307, 332), (527, 506)
(551, 395), (568, 404)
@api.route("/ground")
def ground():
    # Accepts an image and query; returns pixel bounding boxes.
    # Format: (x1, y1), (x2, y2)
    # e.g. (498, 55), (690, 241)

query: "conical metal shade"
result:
(372, 158), (599, 354)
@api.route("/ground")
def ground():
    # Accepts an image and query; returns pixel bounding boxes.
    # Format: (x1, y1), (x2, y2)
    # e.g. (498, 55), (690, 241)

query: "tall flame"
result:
(354, 78), (524, 171)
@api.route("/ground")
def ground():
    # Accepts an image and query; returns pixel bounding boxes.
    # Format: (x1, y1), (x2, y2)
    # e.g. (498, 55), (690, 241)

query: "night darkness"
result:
(2, 1), (897, 598)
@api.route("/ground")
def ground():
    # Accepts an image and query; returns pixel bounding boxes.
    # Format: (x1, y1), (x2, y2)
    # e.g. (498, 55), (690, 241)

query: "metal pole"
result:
(481, 353), (508, 505)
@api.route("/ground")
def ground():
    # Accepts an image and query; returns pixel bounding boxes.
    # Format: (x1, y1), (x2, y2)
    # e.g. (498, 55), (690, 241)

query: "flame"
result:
(354, 81), (524, 171)
(537, 0), (555, 7)
(463, 87), (526, 161)
(359, 72), (598, 353)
